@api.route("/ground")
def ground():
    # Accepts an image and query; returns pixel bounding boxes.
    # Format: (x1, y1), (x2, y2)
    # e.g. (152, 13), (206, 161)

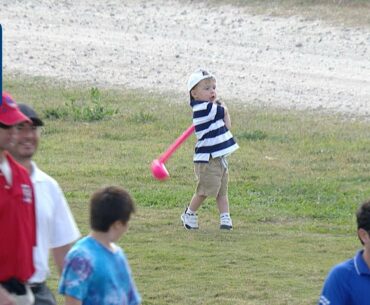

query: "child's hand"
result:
(215, 100), (226, 107)
(215, 100), (228, 112)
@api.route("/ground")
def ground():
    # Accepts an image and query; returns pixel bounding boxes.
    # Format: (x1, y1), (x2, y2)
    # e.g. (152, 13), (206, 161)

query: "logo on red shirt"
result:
(21, 184), (32, 204)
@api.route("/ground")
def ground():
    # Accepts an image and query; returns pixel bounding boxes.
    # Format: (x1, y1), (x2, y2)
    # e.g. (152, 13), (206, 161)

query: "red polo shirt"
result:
(0, 152), (36, 283)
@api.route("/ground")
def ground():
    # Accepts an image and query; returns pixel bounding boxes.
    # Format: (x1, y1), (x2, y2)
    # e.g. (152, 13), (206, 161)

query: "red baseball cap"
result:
(0, 92), (31, 126)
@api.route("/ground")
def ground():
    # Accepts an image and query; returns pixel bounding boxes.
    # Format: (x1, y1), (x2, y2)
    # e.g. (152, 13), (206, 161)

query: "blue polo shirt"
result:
(318, 250), (370, 305)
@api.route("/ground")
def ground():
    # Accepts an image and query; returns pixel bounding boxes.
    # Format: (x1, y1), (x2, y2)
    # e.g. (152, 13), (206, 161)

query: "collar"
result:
(354, 249), (370, 275)
(0, 153), (12, 184)
(190, 100), (208, 107)
(30, 161), (44, 183)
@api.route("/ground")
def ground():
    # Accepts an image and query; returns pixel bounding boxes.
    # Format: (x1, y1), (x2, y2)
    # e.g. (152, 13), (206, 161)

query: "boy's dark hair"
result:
(90, 186), (135, 232)
(357, 200), (370, 231)
(356, 200), (370, 245)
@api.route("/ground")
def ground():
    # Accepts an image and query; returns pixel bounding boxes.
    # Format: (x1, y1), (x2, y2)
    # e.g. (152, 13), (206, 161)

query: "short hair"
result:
(90, 186), (136, 232)
(356, 200), (370, 231)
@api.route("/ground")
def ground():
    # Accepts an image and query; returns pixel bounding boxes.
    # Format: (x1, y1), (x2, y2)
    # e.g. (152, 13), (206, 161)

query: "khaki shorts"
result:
(194, 157), (228, 197)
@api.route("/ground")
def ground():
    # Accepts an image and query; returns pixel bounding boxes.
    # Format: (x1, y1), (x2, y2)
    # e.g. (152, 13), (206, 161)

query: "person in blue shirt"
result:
(318, 200), (370, 305)
(181, 69), (239, 230)
(58, 186), (141, 305)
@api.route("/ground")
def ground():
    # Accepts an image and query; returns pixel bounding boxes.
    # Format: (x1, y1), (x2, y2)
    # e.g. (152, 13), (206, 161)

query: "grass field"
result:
(4, 71), (370, 304)
(3, 2), (370, 304)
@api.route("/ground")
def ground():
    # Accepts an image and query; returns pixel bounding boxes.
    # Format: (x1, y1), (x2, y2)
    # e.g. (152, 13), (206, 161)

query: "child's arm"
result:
(215, 100), (232, 130)
(65, 295), (82, 305)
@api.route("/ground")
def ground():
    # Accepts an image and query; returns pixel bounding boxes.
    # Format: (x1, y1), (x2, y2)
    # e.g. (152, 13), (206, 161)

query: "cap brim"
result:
(0, 111), (32, 126)
(31, 118), (44, 126)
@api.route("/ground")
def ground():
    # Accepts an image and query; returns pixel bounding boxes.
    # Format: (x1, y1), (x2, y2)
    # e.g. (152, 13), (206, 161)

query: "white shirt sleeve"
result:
(49, 180), (81, 248)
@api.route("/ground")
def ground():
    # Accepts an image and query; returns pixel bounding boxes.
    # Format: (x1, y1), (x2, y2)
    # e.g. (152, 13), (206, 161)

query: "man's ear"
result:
(358, 228), (370, 244)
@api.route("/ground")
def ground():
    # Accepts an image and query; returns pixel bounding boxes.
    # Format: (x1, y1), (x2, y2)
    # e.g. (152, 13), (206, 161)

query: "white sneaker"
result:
(181, 209), (199, 230)
(220, 214), (233, 230)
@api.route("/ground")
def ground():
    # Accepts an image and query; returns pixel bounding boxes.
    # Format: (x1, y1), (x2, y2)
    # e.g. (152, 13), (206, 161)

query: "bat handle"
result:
(159, 125), (195, 163)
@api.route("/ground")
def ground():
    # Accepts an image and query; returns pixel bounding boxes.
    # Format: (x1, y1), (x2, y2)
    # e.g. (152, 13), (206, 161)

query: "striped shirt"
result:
(191, 100), (239, 163)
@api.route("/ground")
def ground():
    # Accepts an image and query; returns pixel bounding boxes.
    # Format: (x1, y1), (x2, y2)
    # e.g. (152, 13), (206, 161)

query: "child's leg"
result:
(186, 162), (208, 213)
(217, 158), (229, 214)
(217, 160), (232, 229)
(181, 194), (206, 230)
(188, 194), (207, 213)
(216, 194), (229, 214)
(217, 194), (233, 229)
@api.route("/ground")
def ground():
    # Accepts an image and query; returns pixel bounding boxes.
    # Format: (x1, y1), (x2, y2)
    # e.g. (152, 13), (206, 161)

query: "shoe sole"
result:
(220, 225), (233, 230)
(180, 214), (199, 230)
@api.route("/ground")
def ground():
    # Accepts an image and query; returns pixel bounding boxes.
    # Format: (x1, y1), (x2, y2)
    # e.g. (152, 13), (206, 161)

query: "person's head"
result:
(90, 186), (136, 237)
(187, 69), (217, 103)
(356, 200), (370, 246)
(8, 104), (44, 162)
(0, 92), (31, 153)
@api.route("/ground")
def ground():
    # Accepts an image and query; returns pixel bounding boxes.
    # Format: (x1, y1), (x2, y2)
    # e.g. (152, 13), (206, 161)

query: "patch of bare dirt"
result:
(1, 0), (369, 117)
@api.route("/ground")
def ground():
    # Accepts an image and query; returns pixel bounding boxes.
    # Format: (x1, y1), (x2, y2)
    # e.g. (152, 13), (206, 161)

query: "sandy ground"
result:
(1, 0), (369, 117)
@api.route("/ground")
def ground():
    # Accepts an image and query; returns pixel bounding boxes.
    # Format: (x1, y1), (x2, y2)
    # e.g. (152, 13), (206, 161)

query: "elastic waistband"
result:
(211, 156), (228, 168)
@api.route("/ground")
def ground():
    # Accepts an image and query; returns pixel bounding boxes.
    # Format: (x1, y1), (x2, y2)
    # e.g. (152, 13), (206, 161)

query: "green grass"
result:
(4, 2), (369, 303)
(4, 75), (370, 304)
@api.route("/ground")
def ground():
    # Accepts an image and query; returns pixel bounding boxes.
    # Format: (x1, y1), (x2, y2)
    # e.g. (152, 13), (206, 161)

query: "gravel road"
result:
(1, 0), (369, 117)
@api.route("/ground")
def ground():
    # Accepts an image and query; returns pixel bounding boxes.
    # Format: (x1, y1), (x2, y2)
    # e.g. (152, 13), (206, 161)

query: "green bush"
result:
(44, 87), (118, 122)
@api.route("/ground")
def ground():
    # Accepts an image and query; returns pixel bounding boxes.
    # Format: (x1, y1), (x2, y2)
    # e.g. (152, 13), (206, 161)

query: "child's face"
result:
(191, 78), (217, 102)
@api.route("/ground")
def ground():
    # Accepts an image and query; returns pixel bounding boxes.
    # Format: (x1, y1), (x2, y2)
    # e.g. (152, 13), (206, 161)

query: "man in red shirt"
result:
(0, 92), (36, 305)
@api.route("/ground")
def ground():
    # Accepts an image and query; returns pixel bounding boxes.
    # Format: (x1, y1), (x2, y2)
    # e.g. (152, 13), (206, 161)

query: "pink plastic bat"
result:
(151, 124), (195, 180)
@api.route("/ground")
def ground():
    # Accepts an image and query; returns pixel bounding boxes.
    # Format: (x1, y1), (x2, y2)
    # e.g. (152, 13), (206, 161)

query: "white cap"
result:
(187, 69), (216, 92)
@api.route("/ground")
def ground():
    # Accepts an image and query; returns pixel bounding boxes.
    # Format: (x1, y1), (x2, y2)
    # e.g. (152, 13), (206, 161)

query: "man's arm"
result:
(318, 266), (349, 305)
(53, 244), (73, 275)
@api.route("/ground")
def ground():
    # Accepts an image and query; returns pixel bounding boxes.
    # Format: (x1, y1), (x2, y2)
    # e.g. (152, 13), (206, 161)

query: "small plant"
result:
(43, 107), (69, 120)
(237, 130), (268, 141)
(129, 111), (157, 124)
(44, 87), (118, 122)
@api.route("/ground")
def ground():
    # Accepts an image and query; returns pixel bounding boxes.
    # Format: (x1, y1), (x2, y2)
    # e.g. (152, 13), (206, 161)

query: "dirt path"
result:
(1, 0), (369, 117)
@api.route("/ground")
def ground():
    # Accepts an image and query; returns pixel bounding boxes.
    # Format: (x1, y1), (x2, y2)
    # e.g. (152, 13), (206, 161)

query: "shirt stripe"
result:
(191, 100), (239, 162)
(319, 296), (330, 305)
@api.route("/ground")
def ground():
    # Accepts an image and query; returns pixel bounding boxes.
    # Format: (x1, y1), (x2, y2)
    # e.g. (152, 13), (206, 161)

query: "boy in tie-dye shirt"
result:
(59, 186), (141, 305)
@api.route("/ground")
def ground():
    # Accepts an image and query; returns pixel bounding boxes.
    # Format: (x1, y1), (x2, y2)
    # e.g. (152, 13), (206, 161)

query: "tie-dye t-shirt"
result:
(58, 236), (141, 305)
